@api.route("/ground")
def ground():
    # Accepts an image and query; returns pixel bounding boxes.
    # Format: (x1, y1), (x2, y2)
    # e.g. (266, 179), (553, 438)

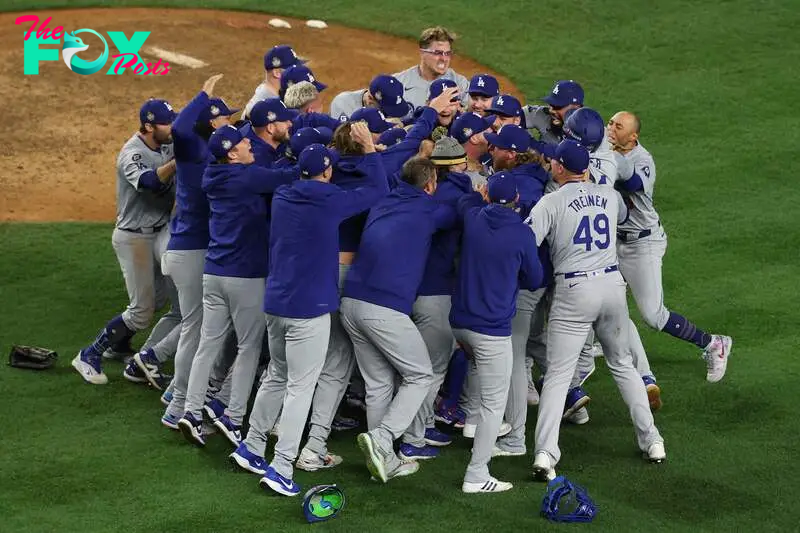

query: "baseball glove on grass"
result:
(8, 345), (58, 370)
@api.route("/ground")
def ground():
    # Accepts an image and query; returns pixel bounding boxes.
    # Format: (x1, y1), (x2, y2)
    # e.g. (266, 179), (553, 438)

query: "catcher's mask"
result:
(541, 476), (596, 523)
(302, 484), (345, 523)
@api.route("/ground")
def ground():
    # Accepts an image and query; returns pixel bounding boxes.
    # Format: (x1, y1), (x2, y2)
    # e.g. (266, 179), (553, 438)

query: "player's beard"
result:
(154, 129), (173, 145)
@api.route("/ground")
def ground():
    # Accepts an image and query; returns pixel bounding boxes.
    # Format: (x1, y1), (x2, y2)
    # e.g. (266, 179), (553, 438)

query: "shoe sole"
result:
(424, 438), (453, 447)
(646, 384), (663, 411)
(214, 419), (241, 448)
(462, 482), (513, 494)
(133, 353), (165, 391)
(123, 370), (147, 384)
(259, 476), (299, 497)
(357, 433), (387, 483)
(161, 417), (180, 431)
(707, 337), (732, 383)
(72, 353), (108, 385)
(492, 449), (526, 458)
(178, 419), (206, 448)
(562, 395), (590, 420)
(229, 453), (267, 475)
(398, 452), (438, 461)
(296, 457), (343, 472)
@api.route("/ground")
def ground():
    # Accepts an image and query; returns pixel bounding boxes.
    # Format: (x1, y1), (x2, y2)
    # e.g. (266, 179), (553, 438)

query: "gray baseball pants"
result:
(534, 271), (663, 466)
(453, 328), (513, 484)
(184, 274), (266, 425)
(245, 313), (330, 478)
(340, 297), (434, 453)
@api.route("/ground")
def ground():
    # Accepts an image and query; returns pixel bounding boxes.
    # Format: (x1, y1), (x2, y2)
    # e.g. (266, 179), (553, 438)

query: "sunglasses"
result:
(420, 49), (454, 57)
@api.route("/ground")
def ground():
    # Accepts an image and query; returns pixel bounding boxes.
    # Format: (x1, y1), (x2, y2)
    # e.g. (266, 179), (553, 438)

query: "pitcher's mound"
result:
(0, 8), (518, 222)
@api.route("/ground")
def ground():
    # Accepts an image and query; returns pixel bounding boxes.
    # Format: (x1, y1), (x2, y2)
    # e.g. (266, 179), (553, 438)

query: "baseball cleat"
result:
(386, 460), (419, 480)
(203, 398), (227, 422)
(462, 421), (512, 439)
(704, 335), (732, 383)
(642, 375), (663, 411)
(161, 413), (180, 430)
(645, 441), (666, 464)
(491, 445), (526, 458)
(123, 358), (147, 384)
(331, 414), (359, 431)
(527, 386), (540, 406)
(230, 442), (268, 475)
(564, 406), (590, 425)
(532, 451), (557, 482)
(102, 339), (135, 360)
(296, 448), (343, 472)
(462, 477), (513, 494)
(72, 350), (108, 385)
(424, 427), (453, 447)
(357, 432), (389, 483)
(399, 443), (439, 461)
(434, 405), (466, 428)
(213, 414), (242, 448)
(178, 413), (206, 447)
(133, 348), (167, 391)
(563, 387), (591, 419)
(260, 466), (301, 497)
(160, 390), (173, 407)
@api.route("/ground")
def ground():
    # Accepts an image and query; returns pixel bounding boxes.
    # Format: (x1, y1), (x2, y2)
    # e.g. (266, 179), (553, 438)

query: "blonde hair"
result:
(332, 122), (365, 155)
(284, 81), (318, 110)
(419, 26), (457, 48)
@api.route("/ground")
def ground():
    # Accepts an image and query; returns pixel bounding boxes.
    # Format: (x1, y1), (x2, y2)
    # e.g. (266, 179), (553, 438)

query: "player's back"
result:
(537, 181), (623, 274)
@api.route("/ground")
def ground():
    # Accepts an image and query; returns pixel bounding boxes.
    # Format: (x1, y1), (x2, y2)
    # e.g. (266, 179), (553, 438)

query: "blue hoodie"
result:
(168, 90), (214, 250)
(202, 162), (296, 278)
(265, 170), (388, 319)
(380, 107), (438, 179)
(344, 181), (457, 315)
(292, 112), (342, 133)
(510, 162), (550, 220)
(418, 171), (473, 296)
(247, 129), (286, 168)
(449, 193), (544, 336)
(331, 153), (390, 253)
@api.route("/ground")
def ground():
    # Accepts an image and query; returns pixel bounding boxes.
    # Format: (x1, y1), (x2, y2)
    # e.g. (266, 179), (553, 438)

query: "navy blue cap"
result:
(553, 139), (590, 174)
(290, 126), (333, 156)
(264, 44), (304, 71)
(299, 143), (338, 177)
(451, 112), (496, 144)
(350, 107), (394, 134)
(280, 65), (327, 98)
(485, 124), (531, 152)
(198, 98), (239, 123)
(377, 127), (407, 147)
(468, 74), (500, 97)
(543, 80), (584, 108)
(369, 75), (413, 118)
(428, 78), (459, 101)
(250, 98), (298, 127)
(487, 171), (518, 204)
(208, 123), (252, 159)
(487, 94), (522, 117)
(140, 99), (177, 125)
(562, 107), (605, 152)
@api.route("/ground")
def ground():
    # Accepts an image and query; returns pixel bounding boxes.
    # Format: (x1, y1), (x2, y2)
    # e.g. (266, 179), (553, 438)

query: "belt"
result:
(617, 222), (660, 243)
(562, 265), (618, 280)
(118, 224), (166, 234)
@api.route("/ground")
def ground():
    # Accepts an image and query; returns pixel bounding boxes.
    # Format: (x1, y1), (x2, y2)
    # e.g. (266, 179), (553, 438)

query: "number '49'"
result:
(573, 214), (610, 251)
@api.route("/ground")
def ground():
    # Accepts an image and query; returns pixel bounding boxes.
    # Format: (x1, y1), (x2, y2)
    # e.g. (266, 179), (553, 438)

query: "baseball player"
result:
(243, 45), (304, 120)
(524, 80), (584, 149)
(526, 139), (666, 482)
(393, 26), (470, 110)
(229, 133), (387, 496)
(344, 157), (459, 479)
(450, 112), (495, 186)
(450, 171), (544, 493)
(283, 81), (342, 132)
(279, 64), (327, 102)
(72, 99), (179, 385)
(487, 94), (524, 131)
(275, 126), (334, 168)
(425, 79), (462, 131)
(466, 74), (500, 116)
(608, 111), (733, 382)
(177, 124), (296, 448)
(329, 74), (414, 122)
(247, 98), (296, 167)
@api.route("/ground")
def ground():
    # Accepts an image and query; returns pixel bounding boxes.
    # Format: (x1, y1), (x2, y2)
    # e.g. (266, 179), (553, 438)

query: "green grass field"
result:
(2, 1), (800, 531)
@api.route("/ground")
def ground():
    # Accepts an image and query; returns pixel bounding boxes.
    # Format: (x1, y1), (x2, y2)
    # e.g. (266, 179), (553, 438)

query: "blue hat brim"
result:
(313, 80), (328, 92)
(469, 89), (498, 98)
(484, 131), (509, 149)
(543, 94), (569, 107)
(237, 122), (252, 139)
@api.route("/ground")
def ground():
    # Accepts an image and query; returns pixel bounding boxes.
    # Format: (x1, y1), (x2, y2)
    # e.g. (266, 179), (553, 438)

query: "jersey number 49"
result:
(573, 214), (610, 251)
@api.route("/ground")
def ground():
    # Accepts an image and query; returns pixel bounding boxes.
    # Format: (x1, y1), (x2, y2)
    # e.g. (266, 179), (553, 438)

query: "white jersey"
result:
(115, 134), (174, 230)
(615, 143), (659, 232)
(588, 136), (620, 187)
(329, 89), (366, 122)
(526, 181), (627, 274)
(392, 65), (470, 110)
(242, 82), (279, 120)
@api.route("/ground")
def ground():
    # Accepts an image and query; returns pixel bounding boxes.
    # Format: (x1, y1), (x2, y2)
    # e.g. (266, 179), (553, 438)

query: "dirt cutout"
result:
(0, 8), (519, 222)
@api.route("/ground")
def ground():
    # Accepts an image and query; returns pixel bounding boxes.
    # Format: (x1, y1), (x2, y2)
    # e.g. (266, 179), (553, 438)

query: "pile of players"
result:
(70, 26), (733, 496)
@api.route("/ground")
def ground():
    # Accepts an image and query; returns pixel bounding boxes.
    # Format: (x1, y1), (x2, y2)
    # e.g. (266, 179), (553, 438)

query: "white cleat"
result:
(532, 451), (556, 482)
(645, 441), (666, 464)
(462, 476), (513, 494)
(564, 407), (590, 425)
(463, 421), (512, 439)
(704, 335), (732, 383)
(71, 352), (108, 385)
(527, 387), (540, 406)
(491, 446), (526, 458)
(296, 448), (343, 472)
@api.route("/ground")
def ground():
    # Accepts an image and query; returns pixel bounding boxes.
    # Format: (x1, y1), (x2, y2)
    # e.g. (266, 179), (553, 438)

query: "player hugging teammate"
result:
(72, 25), (733, 496)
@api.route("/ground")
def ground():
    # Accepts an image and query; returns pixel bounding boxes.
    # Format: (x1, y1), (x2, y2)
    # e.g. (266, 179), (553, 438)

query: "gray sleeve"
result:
(614, 152), (635, 180)
(525, 197), (555, 246)
(614, 191), (629, 224)
(117, 146), (152, 190)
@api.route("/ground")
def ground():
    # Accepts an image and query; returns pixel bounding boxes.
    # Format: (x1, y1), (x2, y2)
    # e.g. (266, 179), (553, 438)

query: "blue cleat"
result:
(398, 443), (439, 461)
(214, 414), (242, 448)
(161, 412), (180, 430)
(133, 348), (167, 391)
(563, 386), (591, 420)
(203, 398), (227, 422)
(72, 349), (108, 385)
(230, 442), (268, 475)
(260, 466), (301, 496)
(178, 412), (206, 447)
(123, 358), (147, 384)
(424, 427), (453, 447)
(434, 405), (465, 429)
(160, 390), (173, 407)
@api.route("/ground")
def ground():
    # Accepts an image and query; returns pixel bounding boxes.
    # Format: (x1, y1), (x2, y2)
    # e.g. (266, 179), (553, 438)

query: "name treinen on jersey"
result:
(567, 194), (608, 213)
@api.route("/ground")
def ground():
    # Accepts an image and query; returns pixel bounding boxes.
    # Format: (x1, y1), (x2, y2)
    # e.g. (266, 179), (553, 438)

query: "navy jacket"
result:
(510, 162), (550, 220)
(265, 171), (387, 318)
(292, 112), (342, 133)
(418, 171), (473, 296)
(449, 194), (544, 336)
(344, 181), (457, 315)
(169, 90), (214, 250)
(202, 162), (295, 278)
(331, 153), (390, 253)
(247, 130), (286, 168)
(381, 107), (438, 179)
